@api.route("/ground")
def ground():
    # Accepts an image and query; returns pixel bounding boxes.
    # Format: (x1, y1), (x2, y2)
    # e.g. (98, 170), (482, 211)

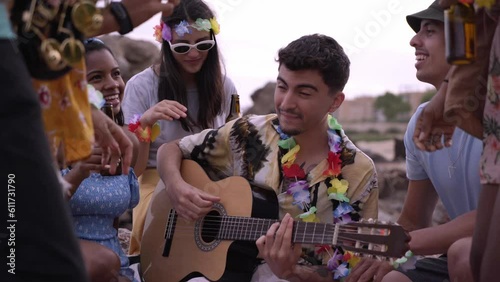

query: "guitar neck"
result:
(215, 216), (338, 245)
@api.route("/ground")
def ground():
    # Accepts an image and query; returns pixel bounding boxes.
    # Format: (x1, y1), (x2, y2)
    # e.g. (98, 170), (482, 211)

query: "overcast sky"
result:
(126, 0), (435, 110)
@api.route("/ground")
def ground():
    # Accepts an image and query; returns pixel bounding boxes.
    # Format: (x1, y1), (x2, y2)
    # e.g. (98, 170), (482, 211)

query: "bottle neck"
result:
(102, 105), (115, 121)
(231, 95), (240, 114)
(226, 94), (241, 122)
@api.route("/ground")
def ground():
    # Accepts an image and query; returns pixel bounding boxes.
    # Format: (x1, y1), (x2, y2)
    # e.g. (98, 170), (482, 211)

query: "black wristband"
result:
(109, 2), (134, 35)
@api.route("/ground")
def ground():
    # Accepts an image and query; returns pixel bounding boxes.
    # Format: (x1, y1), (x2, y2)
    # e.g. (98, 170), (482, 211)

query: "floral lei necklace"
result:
(277, 115), (360, 280)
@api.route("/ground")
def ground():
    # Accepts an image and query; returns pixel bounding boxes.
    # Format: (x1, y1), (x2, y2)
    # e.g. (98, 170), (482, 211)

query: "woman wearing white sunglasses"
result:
(121, 0), (236, 257)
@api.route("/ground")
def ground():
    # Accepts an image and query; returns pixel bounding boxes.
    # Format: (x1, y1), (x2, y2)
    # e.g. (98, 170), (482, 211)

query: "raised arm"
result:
(121, 76), (187, 176)
(95, 0), (180, 36)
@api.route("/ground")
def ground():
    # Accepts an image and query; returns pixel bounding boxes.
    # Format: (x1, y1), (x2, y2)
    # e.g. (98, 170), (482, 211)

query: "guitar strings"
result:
(159, 215), (395, 256)
(161, 230), (363, 246)
(163, 223), (390, 247)
(168, 220), (388, 237)
(164, 225), (390, 249)
(170, 216), (386, 234)
(184, 215), (380, 229)
(165, 225), (365, 237)
(159, 228), (389, 255)
(164, 228), (387, 246)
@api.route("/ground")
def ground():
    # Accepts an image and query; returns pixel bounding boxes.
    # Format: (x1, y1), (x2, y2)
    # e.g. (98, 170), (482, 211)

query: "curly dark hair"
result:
(159, 0), (224, 132)
(277, 34), (350, 94)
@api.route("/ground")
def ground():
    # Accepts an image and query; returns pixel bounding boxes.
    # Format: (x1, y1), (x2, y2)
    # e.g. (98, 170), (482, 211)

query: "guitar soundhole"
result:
(201, 210), (221, 243)
(194, 202), (225, 252)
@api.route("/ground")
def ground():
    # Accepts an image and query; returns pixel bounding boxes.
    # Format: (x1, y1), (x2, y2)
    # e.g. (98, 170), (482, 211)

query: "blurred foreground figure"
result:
(348, 2), (481, 282)
(1, 0), (178, 281)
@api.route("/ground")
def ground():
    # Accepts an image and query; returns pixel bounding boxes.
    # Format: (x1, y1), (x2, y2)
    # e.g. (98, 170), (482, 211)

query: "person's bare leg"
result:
(479, 184), (500, 282)
(1, 40), (87, 281)
(380, 271), (412, 282)
(448, 237), (473, 282)
(470, 184), (498, 281)
(79, 239), (122, 282)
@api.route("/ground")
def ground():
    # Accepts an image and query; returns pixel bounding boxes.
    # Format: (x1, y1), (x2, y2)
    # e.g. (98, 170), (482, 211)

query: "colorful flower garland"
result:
(128, 114), (161, 143)
(154, 18), (220, 43)
(277, 115), (360, 280)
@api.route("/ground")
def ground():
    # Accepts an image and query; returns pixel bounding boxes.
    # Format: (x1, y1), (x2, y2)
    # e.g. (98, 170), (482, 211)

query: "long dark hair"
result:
(158, 0), (224, 131)
(84, 38), (125, 126)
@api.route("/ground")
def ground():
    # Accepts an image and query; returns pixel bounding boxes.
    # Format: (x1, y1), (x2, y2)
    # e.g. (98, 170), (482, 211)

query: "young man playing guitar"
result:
(150, 34), (382, 282)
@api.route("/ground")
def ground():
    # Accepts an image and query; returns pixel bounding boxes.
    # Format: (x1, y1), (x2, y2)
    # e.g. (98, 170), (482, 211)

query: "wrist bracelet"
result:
(108, 1), (134, 35)
(128, 114), (160, 142)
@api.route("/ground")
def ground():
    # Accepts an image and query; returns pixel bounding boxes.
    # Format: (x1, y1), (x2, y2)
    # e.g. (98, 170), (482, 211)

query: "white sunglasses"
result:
(168, 40), (216, 54)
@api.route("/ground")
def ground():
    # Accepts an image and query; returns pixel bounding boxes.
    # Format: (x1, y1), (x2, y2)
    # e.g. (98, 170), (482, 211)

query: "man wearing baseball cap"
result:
(406, 0), (446, 33)
(347, 2), (481, 281)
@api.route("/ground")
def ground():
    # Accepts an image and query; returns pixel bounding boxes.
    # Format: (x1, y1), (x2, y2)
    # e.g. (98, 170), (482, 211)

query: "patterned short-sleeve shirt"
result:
(177, 114), (378, 266)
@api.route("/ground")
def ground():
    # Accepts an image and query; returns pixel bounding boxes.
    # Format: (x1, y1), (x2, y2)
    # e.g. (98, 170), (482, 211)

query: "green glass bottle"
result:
(445, 1), (476, 65)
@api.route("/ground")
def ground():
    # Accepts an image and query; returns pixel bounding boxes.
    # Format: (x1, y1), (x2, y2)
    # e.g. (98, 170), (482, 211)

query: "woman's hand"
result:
(72, 146), (106, 177)
(139, 100), (187, 127)
(92, 107), (132, 175)
(64, 146), (104, 198)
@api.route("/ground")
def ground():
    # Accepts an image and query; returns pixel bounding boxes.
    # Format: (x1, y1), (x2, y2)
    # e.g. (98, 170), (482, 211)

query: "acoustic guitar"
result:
(141, 160), (409, 282)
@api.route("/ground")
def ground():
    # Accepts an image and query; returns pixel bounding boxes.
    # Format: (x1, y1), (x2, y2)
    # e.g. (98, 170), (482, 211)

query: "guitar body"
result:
(141, 161), (410, 282)
(141, 160), (279, 282)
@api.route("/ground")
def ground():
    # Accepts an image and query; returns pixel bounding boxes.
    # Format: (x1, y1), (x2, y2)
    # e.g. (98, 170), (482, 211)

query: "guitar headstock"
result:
(336, 219), (410, 258)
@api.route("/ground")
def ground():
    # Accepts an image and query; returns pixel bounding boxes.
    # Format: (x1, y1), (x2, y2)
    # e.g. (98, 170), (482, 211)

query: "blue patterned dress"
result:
(64, 168), (140, 281)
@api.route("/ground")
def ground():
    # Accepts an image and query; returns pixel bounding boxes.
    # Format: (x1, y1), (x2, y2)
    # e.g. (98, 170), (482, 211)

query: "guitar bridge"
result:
(162, 209), (177, 257)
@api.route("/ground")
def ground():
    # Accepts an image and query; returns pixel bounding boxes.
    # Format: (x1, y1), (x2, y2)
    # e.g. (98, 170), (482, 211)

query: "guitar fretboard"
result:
(208, 216), (339, 245)
(164, 211), (408, 258)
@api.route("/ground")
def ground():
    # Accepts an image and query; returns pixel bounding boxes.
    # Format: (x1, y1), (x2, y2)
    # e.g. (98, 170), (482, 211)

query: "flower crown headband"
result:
(154, 18), (220, 43)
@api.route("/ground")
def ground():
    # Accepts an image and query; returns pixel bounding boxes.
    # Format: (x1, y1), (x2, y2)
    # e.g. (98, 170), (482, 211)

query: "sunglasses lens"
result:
(173, 46), (190, 54)
(197, 42), (214, 51)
